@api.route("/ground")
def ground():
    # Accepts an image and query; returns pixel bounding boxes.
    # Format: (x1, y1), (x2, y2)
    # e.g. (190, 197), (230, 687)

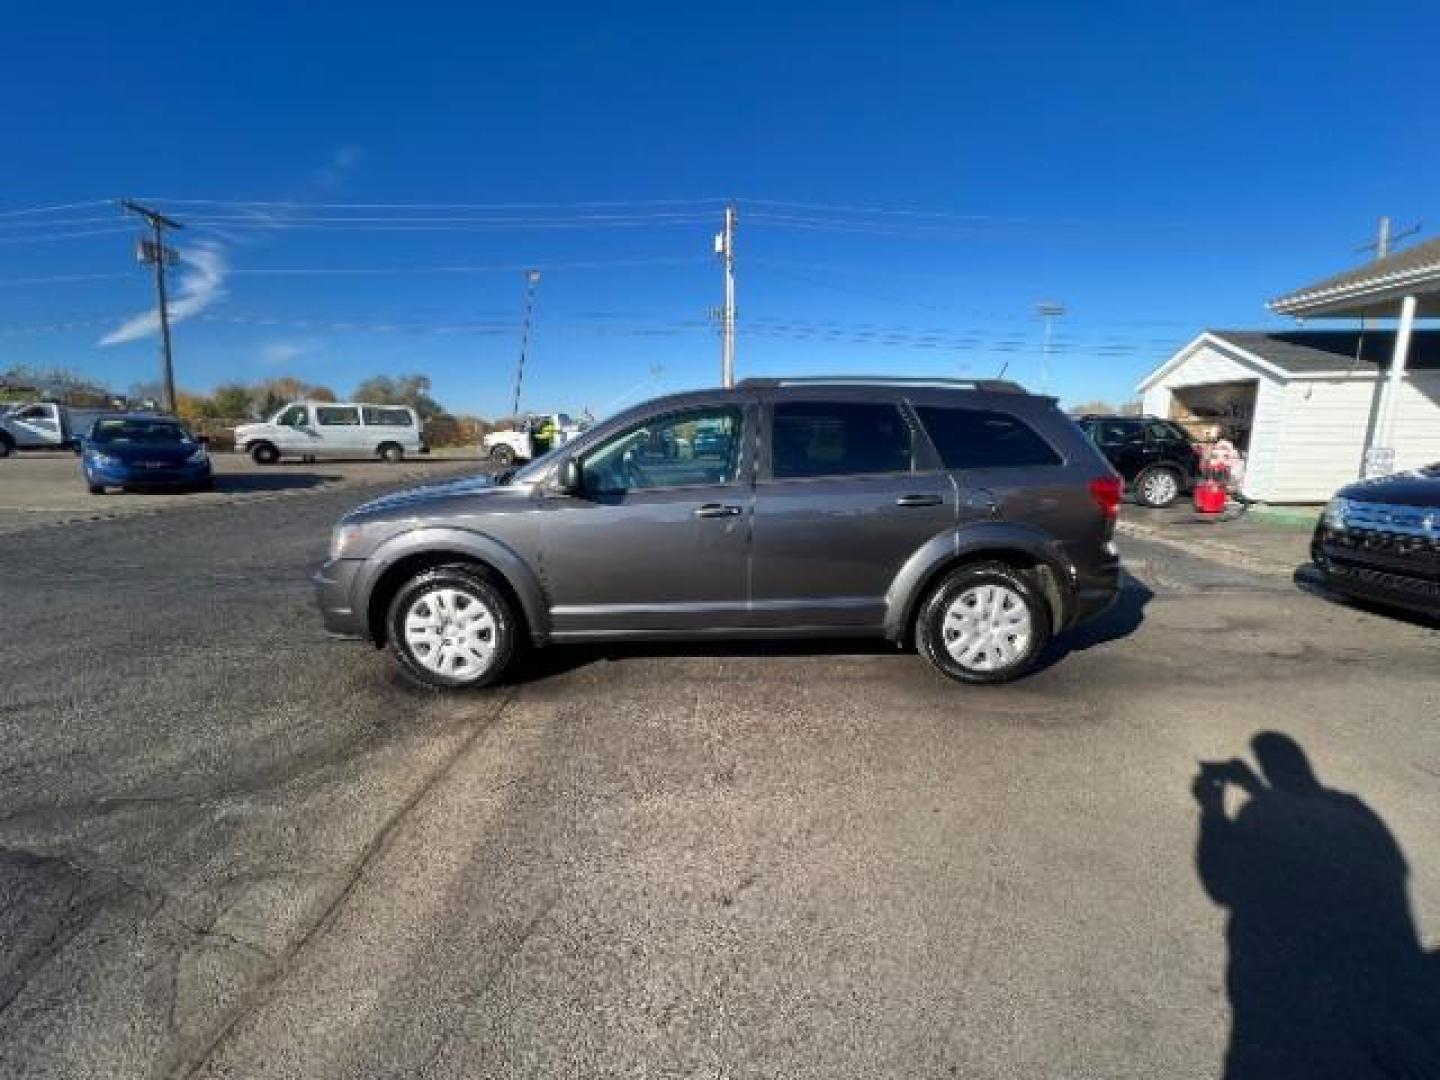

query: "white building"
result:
(1136, 238), (1440, 503)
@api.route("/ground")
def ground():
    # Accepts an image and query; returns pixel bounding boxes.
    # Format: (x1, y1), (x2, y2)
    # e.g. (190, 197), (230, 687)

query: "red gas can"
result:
(1193, 479), (1227, 514)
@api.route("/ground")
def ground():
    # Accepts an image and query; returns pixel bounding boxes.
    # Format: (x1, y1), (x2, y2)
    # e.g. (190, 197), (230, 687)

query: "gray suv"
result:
(314, 377), (1122, 688)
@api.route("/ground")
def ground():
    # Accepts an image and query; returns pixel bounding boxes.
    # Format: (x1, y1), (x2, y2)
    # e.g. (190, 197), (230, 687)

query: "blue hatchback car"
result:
(81, 415), (213, 494)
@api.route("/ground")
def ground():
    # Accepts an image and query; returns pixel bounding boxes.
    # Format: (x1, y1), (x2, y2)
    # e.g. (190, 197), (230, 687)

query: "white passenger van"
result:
(234, 401), (426, 464)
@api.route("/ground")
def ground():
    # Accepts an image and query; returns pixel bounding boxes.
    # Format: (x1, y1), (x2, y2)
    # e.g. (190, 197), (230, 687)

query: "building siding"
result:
(1262, 379), (1375, 502)
(1140, 338), (1440, 503)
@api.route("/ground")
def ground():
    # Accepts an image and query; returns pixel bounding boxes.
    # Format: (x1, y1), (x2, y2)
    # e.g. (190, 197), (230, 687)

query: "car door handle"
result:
(895, 494), (943, 507)
(694, 503), (743, 518)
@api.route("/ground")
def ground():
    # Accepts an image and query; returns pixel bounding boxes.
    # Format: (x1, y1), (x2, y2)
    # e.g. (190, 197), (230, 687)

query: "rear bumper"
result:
(1066, 540), (1122, 627)
(312, 558), (368, 638)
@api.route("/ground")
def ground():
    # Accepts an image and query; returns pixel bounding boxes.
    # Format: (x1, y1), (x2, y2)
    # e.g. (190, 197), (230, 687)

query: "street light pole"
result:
(510, 268), (541, 418)
(1036, 301), (1065, 395)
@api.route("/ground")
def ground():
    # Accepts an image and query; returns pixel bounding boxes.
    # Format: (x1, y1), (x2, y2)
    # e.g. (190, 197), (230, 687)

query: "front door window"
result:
(581, 407), (742, 496)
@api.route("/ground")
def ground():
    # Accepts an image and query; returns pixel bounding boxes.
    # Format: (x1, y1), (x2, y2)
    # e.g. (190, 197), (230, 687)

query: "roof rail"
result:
(735, 375), (1027, 394)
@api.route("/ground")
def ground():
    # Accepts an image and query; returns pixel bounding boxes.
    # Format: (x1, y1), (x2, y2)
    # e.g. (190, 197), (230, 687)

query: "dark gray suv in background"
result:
(315, 377), (1122, 688)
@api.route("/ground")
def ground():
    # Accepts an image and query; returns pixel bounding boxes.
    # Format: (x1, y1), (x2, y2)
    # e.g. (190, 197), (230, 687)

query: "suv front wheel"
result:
(1134, 466), (1182, 509)
(386, 566), (516, 689)
(916, 563), (1050, 684)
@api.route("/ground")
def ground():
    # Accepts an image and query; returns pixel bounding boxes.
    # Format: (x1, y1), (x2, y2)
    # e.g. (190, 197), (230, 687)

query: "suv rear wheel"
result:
(1134, 466), (1181, 509)
(386, 566), (515, 689)
(378, 442), (404, 464)
(916, 562), (1050, 684)
(489, 443), (516, 467)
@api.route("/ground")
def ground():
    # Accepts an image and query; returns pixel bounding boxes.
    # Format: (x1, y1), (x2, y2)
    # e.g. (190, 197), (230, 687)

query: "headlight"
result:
(185, 445), (208, 464)
(330, 523), (367, 558)
(1323, 497), (1351, 530)
(89, 451), (119, 467)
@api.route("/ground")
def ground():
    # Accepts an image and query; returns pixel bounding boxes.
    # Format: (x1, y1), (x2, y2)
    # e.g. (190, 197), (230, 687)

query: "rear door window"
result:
(770, 401), (912, 478)
(916, 407), (1062, 468)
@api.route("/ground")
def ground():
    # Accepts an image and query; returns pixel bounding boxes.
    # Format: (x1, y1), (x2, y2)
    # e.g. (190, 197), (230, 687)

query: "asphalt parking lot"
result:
(1, 476), (1437, 1079)
(0, 450), (482, 534)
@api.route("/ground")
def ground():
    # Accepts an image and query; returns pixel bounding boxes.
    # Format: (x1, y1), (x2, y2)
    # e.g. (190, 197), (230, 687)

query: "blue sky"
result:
(1, 0), (1436, 416)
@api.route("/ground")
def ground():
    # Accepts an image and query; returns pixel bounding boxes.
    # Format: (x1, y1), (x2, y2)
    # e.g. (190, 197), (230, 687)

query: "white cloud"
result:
(99, 241), (228, 347)
(259, 339), (321, 366)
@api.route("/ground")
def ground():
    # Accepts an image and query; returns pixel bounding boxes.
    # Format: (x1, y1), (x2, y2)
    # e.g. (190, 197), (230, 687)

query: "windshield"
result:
(90, 419), (190, 444)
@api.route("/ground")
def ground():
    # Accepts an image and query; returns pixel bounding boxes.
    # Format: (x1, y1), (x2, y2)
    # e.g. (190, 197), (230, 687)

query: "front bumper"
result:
(312, 558), (368, 638)
(1311, 525), (1440, 618)
(85, 459), (212, 489)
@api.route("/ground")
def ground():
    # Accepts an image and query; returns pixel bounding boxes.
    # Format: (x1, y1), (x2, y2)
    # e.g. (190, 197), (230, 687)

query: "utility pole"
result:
(510, 268), (541, 418)
(1357, 215), (1420, 261)
(1036, 301), (1065, 394)
(121, 200), (182, 413)
(714, 203), (737, 387)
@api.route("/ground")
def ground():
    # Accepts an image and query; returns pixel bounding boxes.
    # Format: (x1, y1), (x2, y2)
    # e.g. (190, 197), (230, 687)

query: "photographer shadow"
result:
(1193, 733), (1440, 1079)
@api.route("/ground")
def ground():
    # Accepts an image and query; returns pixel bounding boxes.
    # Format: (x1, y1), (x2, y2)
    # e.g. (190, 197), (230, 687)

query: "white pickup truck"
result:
(0, 401), (119, 456)
(483, 412), (587, 466)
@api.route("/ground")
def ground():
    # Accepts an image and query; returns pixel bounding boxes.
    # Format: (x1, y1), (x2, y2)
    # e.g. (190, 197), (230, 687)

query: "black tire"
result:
(195, 476), (215, 493)
(915, 562), (1051, 685)
(489, 443), (516, 467)
(378, 442), (404, 464)
(0, 436), (12, 459)
(1133, 466), (1182, 509)
(87, 483), (105, 495)
(386, 565), (516, 690)
(250, 442), (280, 466)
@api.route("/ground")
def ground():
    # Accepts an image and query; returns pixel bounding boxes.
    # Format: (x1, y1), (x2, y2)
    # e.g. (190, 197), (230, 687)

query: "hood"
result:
(91, 439), (198, 465)
(344, 473), (507, 521)
(1337, 464), (1440, 508)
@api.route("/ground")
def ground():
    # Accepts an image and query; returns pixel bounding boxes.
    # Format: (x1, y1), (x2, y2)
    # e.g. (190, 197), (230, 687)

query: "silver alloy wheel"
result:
(942, 584), (1033, 671)
(402, 587), (498, 680)
(1140, 470), (1179, 506)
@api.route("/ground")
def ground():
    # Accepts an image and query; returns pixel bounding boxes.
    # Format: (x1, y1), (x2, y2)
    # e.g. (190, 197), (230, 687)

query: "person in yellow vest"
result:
(533, 415), (558, 454)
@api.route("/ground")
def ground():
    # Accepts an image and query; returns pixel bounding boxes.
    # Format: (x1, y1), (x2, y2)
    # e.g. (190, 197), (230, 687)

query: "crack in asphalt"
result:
(170, 686), (521, 1080)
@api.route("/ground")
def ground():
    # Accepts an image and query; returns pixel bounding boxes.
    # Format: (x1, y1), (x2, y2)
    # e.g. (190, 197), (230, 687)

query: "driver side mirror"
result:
(554, 457), (584, 496)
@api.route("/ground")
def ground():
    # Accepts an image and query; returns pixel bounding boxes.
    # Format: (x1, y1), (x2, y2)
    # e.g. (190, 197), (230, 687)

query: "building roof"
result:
(1137, 329), (1440, 392)
(1213, 329), (1440, 374)
(1269, 237), (1440, 317)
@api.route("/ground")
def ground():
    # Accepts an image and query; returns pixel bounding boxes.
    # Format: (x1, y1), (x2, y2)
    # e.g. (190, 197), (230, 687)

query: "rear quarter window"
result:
(362, 407), (414, 427)
(916, 406), (1063, 469)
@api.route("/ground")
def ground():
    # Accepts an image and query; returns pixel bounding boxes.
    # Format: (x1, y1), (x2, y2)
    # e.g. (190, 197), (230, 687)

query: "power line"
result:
(138, 196), (728, 211)
(0, 199), (115, 219)
(0, 272), (133, 286)
(741, 198), (1039, 224)
(0, 227), (133, 246)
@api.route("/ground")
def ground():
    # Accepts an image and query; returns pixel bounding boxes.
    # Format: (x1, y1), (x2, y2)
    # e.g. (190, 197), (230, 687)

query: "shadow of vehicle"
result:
(1192, 732), (1440, 1079)
(1293, 563), (1440, 631)
(209, 472), (342, 494)
(501, 577), (1152, 686)
(505, 636), (902, 684)
(1030, 570), (1153, 673)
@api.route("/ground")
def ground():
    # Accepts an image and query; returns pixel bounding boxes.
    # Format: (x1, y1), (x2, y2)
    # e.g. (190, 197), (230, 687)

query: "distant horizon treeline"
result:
(0, 364), (514, 446)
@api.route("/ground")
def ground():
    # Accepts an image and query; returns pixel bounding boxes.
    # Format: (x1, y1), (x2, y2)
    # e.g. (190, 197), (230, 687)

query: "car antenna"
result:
(994, 360), (1009, 379)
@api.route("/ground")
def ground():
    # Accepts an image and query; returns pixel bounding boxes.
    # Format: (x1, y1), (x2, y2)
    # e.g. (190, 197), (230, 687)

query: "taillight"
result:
(1089, 476), (1122, 519)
